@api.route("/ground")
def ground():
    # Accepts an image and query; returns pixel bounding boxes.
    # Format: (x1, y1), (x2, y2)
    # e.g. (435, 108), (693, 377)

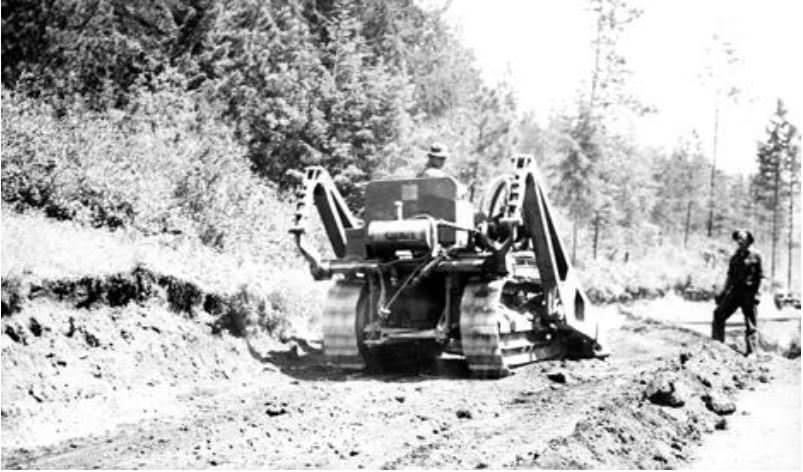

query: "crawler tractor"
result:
(290, 155), (607, 377)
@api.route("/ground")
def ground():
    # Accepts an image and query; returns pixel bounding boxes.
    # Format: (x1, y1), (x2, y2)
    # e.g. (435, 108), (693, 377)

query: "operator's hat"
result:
(427, 143), (449, 160)
(732, 229), (754, 245)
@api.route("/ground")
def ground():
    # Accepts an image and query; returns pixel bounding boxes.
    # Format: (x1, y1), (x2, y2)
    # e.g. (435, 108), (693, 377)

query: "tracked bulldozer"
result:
(290, 154), (608, 377)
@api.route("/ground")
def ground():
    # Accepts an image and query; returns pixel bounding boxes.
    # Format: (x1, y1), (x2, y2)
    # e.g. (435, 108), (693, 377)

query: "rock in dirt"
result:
(546, 370), (567, 384)
(732, 374), (746, 389)
(702, 393), (736, 416)
(644, 372), (686, 408)
(265, 407), (288, 417)
(714, 418), (728, 430)
(696, 374), (713, 388)
(456, 409), (472, 419)
(679, 351), (693, 365)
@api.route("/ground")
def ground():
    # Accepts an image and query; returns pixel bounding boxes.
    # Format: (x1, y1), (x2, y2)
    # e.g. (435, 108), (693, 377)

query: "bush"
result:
(578, 239), (725, 304)
(1, 85), (302, 260)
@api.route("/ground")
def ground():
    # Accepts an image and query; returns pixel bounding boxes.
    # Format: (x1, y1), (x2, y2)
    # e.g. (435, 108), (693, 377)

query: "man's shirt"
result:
(417, 167), (448, 178)
(415, 166), (468, 198)
(727, 247), (763, 293)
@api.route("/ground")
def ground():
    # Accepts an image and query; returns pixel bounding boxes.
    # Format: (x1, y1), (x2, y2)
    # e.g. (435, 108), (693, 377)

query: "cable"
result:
(378, 255), (439, 317)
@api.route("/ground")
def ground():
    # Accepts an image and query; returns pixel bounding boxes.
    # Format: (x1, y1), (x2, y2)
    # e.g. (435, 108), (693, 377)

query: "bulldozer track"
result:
(460, 279), (564, 378)
(321, 279), (365, 369)
(323, 277), (566, 377)
(459, 280), (509, 377)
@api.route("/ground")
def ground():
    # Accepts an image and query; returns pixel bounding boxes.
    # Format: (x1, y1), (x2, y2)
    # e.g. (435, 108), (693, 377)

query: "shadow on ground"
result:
(246, 335), (473, 382)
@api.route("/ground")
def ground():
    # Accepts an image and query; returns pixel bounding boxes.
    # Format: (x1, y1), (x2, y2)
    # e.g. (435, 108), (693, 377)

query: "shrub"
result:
(1, 84), (303, 260)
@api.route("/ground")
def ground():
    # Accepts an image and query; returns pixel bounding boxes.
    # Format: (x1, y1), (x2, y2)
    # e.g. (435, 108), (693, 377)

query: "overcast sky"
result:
(443, 0), (802, 175)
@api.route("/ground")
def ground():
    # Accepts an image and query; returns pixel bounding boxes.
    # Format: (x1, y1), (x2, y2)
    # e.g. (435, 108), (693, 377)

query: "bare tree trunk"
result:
(771, 166), (780, 284)
(468, 117), (489, 203)
(589, 2), (603, 112)
(592, 211), (600, 260)
(467, 160), (480, 202)
(684, 200), (692, 248)
(788, 176), (795, 290)
(707, 102), (719, 238)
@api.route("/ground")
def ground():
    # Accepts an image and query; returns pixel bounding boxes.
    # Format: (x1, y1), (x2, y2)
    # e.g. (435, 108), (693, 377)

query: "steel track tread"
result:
(459, 280), (510, 378)
(460, 279), (563, 378)
(321, 279), (365, 369)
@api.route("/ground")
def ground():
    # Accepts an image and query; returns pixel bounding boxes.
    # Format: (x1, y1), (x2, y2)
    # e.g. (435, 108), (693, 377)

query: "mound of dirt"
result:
(0, 297), (291, 449)
(534, 342), (765, 469)
(1, 267), (296, 338)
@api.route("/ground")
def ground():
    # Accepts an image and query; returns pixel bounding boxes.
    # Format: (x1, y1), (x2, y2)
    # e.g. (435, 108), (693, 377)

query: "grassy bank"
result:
(1, 209), (327, 341)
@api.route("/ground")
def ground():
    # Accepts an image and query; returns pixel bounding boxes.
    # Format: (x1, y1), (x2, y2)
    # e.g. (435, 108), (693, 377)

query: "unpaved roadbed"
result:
(691, 359), (800, 470)
(4, 297), (797, 469)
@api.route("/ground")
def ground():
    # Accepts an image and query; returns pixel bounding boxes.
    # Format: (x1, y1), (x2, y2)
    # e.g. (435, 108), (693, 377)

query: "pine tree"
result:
(783, 120), (801, 289)
(650, 132), (707, 244)
(549, 106), (601, 263)
(754, 99), (799, 285)
(1, 0), (217, 108)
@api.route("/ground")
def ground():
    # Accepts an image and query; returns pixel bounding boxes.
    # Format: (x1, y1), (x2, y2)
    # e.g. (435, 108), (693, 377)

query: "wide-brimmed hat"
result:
(427, 144), (448, 160)
(732, 229), (754, 245)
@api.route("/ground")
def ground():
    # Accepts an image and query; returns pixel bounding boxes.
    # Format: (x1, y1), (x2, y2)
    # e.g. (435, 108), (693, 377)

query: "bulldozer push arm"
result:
(492, 155), (601, 346)
(289, 166), (362, 279)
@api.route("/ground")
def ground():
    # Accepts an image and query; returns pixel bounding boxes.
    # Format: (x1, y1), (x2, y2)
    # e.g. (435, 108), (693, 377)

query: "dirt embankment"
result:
(2, 268), (798, 469)
(2, 265), (285, 339)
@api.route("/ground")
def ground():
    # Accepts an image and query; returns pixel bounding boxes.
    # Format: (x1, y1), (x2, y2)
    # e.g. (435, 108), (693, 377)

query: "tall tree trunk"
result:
(467, 160), (480, 202)
(684, 200), (692, 248)
(592, 211), (600, 260)
(788, 175), (795, 289)
(771, 165), (780, 284)
(707, 102), (719, 237)
(589, 3), (603, 112)
(468, 117), (489, 203)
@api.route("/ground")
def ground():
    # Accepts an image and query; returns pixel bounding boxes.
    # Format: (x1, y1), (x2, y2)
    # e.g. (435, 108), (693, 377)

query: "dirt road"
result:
(692, 359), (800, 469)
(2, 300), (799, 469)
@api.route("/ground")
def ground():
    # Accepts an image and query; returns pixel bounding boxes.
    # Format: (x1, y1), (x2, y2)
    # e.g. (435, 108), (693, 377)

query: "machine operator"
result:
(417, 143), (450, 178)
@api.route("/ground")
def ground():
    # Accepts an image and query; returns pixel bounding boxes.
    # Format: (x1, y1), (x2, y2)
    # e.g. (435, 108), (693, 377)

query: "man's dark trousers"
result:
(712, 291), (758, 355)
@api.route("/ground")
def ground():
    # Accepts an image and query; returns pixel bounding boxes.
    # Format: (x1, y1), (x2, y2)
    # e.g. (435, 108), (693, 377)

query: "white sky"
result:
(443, 0), (803, 175)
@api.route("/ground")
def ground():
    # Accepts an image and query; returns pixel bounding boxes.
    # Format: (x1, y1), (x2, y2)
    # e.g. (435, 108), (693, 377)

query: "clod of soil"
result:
(702, 393), (736, 416)
(679, 350), (693, 365)
(265, 407), (288, 417)
(644, 371), (686, 407)
(546, 370), (568, 383)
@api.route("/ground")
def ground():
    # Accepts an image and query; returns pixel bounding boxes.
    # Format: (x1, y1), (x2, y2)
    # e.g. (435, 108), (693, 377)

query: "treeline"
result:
(1, 0), (516, 250)
(1, 0), (800, 286)
(1, 0), (514, 189)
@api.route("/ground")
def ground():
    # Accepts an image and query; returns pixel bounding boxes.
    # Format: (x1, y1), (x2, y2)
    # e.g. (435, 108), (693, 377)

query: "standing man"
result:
(417, 144), (449, 178)
(712, 229), (763, 355)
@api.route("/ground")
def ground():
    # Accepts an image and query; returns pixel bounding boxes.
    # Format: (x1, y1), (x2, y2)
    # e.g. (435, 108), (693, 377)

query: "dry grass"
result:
(578, 238), (727, 303)
(1, 207), (330, 338)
